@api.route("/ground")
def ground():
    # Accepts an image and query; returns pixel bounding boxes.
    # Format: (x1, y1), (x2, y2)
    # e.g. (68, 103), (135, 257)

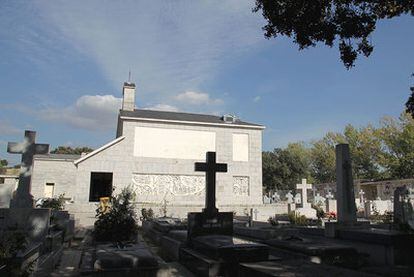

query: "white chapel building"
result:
(31, 82), (265, 225)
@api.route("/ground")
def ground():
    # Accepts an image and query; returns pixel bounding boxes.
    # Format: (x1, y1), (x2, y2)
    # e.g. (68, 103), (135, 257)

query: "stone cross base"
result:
(9, 194), (34, 209)
(295, 207), (317, 219)
(325, 221), (370, 238)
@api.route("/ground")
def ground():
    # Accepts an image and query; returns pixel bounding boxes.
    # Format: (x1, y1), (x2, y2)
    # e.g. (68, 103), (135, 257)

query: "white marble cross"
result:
(296, 178), (312, 206)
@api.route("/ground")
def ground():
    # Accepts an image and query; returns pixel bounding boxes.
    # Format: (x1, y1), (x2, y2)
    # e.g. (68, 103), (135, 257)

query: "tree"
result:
(405, 82), (414, 117)
(310, 132), (344, 183)
(253, 1), (414, 69)
(262, 142), (311, 192)
(51, 146), (94, 155)
(343, 124), (384, 180)
(378, 113), (414, 179)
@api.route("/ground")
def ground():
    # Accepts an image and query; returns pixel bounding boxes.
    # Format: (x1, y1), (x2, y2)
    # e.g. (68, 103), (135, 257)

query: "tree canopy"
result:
(254, 0), (414, 69)
(263, 112), (414, 191)
(51, 146), (94, 155)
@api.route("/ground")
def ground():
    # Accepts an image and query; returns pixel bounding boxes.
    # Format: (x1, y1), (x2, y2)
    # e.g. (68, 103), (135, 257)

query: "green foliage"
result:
(0, 159), (8, 168)
(140, 208), (154, 222)
(39, 194), (65, 210)
(262, 142), (312, 192)
(93, 186), (138, 242)
(378, 114), (414, 179)
(288, 212), (308, 226)
(310, 132), (343, 183)
(253, 0), (414, 69)
(0, 228), (33, 276)
(51, 146), (94, 155)
(263, 112), (414, 186)
(312, 204), (326, 220)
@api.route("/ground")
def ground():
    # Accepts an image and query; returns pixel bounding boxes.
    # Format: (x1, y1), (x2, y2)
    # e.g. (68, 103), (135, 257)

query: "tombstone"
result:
(393, 186), (414, 230)
(314, 193), (326, 207)
(326, 190), (334, 200)
(271, 191), (281, 203)
(294, 179), (316, 218)
(326, 199), (337, 214)
(335, 144), (357, 224)
(286, 191), (296, 213)
(285, 191), (294, 204)
(0, 131), (52, 273)
(325, 144), (369, 237)
(263, 195), (271, 204)
(358, 189), (365, 205)
(182, 152), (269, 275)
(294, 193), (301, 204)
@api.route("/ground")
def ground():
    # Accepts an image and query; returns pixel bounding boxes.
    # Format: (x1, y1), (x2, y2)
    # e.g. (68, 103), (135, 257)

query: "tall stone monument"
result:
(325, 144), (369, 237)
(336, 144), (357, 223)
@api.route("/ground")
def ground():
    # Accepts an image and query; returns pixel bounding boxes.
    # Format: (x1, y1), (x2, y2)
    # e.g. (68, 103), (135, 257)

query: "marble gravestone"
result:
(184, 151), (268, 270)
(188, 151), (232, 240)
(295, 179), (316, 218)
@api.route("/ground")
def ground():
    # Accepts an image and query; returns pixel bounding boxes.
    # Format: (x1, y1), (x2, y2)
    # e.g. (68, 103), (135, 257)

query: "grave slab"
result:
(191, 235), (269, 263)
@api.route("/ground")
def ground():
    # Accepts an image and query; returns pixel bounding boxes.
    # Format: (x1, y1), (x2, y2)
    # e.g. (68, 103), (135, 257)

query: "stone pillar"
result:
(336, 144), (357, 224)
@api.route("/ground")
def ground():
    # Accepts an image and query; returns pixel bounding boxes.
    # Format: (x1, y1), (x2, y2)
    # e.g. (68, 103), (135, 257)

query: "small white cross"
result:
(359, 189), (365, 203)
(296, 178), (312, 205)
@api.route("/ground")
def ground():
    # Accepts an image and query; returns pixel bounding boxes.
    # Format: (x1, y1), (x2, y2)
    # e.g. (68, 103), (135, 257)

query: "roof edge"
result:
(74, 136), (126, 165)
(120, 116), (265, 130)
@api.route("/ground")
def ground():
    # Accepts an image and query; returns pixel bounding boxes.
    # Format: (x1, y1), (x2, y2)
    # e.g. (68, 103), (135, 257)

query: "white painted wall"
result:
(133, 126), (216, 159)
(232, 133), (249, 161)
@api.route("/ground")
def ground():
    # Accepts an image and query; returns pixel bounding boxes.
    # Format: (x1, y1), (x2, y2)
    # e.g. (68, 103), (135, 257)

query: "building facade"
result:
(31, 82), (265, 225)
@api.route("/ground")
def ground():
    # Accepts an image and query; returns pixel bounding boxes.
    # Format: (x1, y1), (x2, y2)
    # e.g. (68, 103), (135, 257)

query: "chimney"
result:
(122, 82), (136, 111)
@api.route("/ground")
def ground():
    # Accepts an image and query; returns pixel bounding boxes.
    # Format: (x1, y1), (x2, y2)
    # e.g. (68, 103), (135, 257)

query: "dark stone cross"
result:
(7, 130), (49, 208)
(195, 152), (227, 215)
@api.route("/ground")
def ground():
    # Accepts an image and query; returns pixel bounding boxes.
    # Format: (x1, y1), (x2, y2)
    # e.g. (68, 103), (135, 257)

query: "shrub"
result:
(0, 227), (34, 276)
(141, 208), (154, 222)
(311, 204), (325, 220)
(93, 186), (138, 243)
(288, 211), (308, 226)
(39, 194), (65, 210)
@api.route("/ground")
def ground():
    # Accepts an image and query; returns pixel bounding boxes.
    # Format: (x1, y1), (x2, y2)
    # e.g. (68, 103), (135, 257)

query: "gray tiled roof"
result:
(119, 109), (264, 128)
(34, 154), (81, 160)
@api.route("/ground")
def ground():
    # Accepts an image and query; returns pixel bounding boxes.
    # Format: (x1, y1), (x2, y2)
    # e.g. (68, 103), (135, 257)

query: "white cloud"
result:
(175, 91), (223, 105)
(26, 1), (265, 98)
(145, 104), (179, 112)
(253, 96), (261, 103)
(37, 95), (121, 131)
(0, 120), (21, 135)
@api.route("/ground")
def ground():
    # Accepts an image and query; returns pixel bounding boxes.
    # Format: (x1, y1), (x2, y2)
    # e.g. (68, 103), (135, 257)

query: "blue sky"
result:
(0, 1), (413, 165)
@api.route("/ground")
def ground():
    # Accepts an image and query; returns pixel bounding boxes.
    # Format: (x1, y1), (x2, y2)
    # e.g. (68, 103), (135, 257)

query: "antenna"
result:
(128, 69), (131, 83)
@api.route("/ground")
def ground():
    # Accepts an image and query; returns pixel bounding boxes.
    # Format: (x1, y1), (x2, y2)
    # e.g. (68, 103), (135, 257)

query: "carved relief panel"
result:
(132, 174), (205, 196)
(233, 176), (249, 196)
